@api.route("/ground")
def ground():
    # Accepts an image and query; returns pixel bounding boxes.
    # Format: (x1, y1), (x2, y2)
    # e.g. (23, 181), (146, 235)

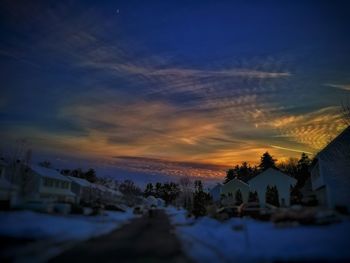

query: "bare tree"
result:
(341, 100), (350, 126)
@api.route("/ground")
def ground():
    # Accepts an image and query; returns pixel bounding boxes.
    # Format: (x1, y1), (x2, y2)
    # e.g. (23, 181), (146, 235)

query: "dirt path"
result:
(50, 209), (192, 263)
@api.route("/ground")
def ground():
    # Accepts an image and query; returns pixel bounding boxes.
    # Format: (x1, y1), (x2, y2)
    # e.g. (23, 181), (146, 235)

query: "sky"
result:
(0, 0), (349, 181)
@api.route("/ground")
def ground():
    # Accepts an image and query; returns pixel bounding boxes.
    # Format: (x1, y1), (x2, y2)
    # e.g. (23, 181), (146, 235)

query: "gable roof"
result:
(224, 178), (249, 187)
(31, 165), (71, 182)
(315, 126), (350, 162)
(67, 176), (92, 187)
(248, 168), (297, 185)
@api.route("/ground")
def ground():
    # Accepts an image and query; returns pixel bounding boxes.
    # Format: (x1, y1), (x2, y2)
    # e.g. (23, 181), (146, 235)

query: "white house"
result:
(248, 168), (297, 207)
(221, 178), (250, 203)
(91, 183), (123, 205)
(310, 126), (350, 211)
(67, 176), (93, 204)
(209, 183), (223, 202)
(28, 165), (76, 203)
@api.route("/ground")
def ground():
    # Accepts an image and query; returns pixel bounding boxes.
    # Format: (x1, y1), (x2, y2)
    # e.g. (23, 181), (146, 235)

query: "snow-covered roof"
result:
(67, 176), (91, 187)
(31, 165), (71, 182)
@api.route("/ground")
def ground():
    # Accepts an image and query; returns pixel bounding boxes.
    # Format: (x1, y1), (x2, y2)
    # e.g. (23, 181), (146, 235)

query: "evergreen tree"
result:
(259, 152), (276, 171)
(144, 183), (154, 197)
(84, 168), (97, 183)
(155, 182), (162, 198)
(266, 186), (280, 207)
(192, 180), (211, 217)
(235, 189), (243, 205)
(297, 153), (311, 186)
(224, 168), (236, 183)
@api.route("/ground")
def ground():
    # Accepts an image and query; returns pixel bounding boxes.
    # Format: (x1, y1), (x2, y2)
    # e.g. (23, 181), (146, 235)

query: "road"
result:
(50, 209), (192, 263)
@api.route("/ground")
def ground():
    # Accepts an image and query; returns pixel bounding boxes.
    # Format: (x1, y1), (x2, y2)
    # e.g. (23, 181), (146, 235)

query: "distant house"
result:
(91, 183), (123, 206)
(67, 176), (93, 204)
(209, 183), (222, 202)
(310, 126), (350, 211)
(221, 178), (250, 203)
(27, 165), (76, 203)
(248, 168), (297, 207)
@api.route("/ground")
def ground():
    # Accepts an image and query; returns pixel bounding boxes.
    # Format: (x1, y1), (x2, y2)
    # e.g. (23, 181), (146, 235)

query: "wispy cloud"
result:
(325, 83), (350, 91)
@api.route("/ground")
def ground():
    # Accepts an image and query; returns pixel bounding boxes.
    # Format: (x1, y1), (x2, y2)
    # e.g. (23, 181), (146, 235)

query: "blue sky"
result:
(0, 0), (349, 179)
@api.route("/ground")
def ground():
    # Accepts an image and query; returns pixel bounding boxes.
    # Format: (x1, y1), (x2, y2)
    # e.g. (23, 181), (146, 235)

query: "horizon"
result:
(1, 1), (350, 181)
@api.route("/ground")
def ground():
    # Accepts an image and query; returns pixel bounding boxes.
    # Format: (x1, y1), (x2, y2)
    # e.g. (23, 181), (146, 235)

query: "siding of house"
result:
(39, 177), (74, 202)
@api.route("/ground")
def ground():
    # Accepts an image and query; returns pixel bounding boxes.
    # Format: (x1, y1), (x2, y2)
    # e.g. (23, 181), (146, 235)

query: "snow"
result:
(67, 176), (91, 187)
(166, 207), (350, 262)
(31, 165), (71, 181)
(0, 209), (135, 242)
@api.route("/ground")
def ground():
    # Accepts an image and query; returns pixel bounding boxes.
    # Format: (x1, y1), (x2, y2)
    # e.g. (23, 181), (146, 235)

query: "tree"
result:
(259, 152), (276, 171)
(39, 160), (51, 168)
(296, 153), (311, 186)
(277, 158), (298, 178)
(224, 168), (236, 183)
(144, 183), (154, 197)
(192, 180), (211, 217)
(84, 168), (97, 183)
(119, 179), (142, 196)
(224, 162), (256, 183)
(266, 186), (279, 207)
(341, 100), (350, 126)
(179, 176), (193, 210)
(235, 189), (243, 205)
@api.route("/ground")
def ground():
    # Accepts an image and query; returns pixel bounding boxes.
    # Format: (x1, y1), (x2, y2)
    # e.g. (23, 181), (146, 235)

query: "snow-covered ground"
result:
(0, 209), (135, 242)
(0, 209), (136, 262)
(166, 207), (350, 263)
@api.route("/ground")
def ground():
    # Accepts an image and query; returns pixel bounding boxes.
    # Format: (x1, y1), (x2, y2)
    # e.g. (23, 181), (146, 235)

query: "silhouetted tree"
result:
(84, 168), (97, 183)
(224, 162), (257, 183)
(144, 183), (155, 197)
(39, 160), (51, 168)
(192, 180), (211, 217)
(119, 179), (141, 196)
(224, 168), (236, 183)
(277, 158), (298, 178)
(266, 186), (279, 207)
(296, 153), (311, 186)
(259, 152), (276, 171)
(235, 189), (243, 205)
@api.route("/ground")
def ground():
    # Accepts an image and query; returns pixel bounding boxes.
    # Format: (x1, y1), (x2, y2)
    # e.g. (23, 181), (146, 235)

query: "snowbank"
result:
(0, 209), (135, 242)
(166, 207), (350, 262)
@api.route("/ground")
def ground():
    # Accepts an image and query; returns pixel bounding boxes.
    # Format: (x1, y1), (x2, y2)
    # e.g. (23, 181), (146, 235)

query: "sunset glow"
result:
(1, 1), (349, 180)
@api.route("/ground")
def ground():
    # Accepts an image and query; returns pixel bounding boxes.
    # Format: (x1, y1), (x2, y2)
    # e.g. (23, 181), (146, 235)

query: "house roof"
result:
(316, 126), (350, 162)
(67, 176), (92, 187)
(224, 178), (249, 187)
(248, 168), (297, 185)
(312, 126), (350, 195)
(31, 165), (71, 182)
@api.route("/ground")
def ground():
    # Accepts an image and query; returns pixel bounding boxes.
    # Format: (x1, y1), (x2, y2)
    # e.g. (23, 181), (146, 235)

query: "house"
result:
(27, 165), (76, 203)
(209, 183), (223, 202)
(309, 126), (350, 212)
(67, 176), (94, 204)
(91, 183), (123, 205)
(248, 168), (297, 207)
(221, 178), (250, 203)
(0, 159), (19, 209)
